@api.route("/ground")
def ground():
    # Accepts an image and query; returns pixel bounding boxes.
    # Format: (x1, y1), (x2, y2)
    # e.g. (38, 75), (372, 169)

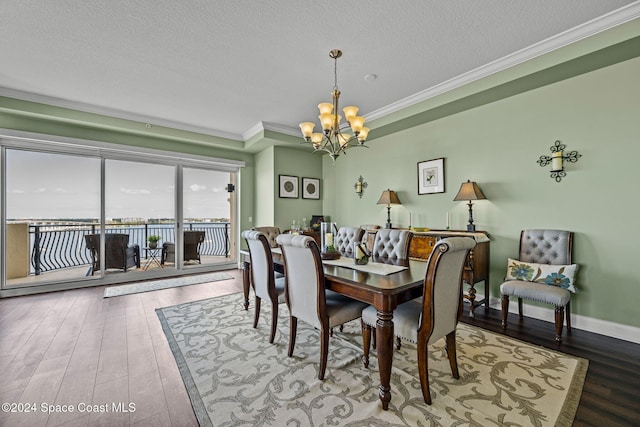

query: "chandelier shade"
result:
(299, 49), (369, 162)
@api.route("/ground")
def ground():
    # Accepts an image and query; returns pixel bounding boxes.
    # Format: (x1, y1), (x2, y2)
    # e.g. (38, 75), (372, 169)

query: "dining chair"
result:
(360, 224), (381, 254)
(371, 228), (412, 261)
(361, 237), (476, 404)
(242, 230), (286, 344)
(252, 226), (281, 248)
(276, 233), (368, 380)
(334, 226), (365, 257)
(500, 229), (576, 343)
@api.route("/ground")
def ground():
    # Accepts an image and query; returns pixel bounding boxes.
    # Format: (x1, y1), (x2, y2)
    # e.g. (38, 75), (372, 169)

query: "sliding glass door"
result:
(182, 167), (234, 269)
(4, 149), (101, 286)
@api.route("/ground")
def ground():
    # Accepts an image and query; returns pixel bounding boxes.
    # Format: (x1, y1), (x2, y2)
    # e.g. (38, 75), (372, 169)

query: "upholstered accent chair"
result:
(252, 226), (281, 248)
(500, 229), (575, 343)
(84, 233), (140, 275)
(334, 226), (365, 257)
(161, 230), (206, 265)
(276, 234), (368, 380)
(361, 237), (476, 404)
(371, 229), (412, 261)
(242, 230), (286, 344)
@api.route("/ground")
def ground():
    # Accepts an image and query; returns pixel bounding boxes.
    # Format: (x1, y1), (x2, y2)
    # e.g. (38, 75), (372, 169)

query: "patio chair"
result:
(161, 230), (206, 265)
(84, 233), (140, 275)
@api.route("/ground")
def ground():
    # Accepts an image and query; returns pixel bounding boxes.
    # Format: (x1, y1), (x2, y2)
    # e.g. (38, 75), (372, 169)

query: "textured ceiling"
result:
(0, 1), (637, 140)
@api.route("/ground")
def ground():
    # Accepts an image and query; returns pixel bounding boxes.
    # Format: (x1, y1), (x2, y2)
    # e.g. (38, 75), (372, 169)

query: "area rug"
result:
(156, 293), (588, 427)
(103, 272), (234, 298)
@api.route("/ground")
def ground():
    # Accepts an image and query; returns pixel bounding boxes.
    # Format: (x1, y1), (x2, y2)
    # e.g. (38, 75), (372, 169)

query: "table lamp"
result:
(377, 189), (401, 229)
(453, 180), (486, 231)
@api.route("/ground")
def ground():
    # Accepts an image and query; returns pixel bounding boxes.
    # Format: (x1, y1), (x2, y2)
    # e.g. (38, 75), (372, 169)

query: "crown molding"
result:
(0, 87), (244, 141)
(365, 2), (640, 122)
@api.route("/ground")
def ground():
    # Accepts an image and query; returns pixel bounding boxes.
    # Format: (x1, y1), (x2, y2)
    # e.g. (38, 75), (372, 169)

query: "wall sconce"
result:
(537, 140), (581, 182)
(354, 176), (367, 198)
(377, 189), (401, 229)
(453, 180), (487, 232)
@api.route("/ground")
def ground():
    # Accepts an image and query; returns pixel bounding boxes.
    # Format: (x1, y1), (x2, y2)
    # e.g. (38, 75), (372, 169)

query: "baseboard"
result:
(489, 297), (640, 345)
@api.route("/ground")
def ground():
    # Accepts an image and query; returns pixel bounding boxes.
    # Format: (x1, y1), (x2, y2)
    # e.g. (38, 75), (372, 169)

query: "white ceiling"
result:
(1, 1), (638, 141)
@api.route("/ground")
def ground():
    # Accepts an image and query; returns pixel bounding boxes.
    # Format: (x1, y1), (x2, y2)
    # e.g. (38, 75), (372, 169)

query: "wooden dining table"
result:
(240, 248), (427, 410)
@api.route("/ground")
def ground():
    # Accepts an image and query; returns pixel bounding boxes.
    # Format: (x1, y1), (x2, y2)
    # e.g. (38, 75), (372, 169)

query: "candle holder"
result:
(537, 140), (581, 182)
(320, 222), (340, 260)
(353, 241), (370, 265)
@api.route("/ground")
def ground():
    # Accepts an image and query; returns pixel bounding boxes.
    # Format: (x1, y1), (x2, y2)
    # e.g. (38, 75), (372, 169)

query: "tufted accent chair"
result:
(361, 237), (476, 404)
(334, 226), (365, 257)
(371, 229), (413, 260)
(242, 230), (286, 344)
(500, 229), (574, 343)
(252, 226), (281, 248)
(276, 234), (368, 380)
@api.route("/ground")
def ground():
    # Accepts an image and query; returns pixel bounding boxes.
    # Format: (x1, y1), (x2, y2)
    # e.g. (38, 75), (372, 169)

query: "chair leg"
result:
(501, 295), (509, 327)
(253, 297), (261, 329)
(554, 305), (564, 344)
(319, 326), (330, 380)
(372, 329), (377, 349)
(518, 298), (524, 319)
(565, 301), (572, 332)
(288, 316), (297, 357)
(269, 302), (278, 344)
(445, 332), (460, 380)
(362, 320), (371, 368)
(417, 339), (432, 405)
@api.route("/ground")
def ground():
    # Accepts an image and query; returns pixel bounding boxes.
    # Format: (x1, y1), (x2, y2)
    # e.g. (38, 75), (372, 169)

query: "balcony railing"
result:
(27, 222), (231, 275)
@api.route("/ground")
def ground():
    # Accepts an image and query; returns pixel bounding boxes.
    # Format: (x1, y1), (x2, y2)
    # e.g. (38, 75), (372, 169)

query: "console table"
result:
(410, 230), (489, 316)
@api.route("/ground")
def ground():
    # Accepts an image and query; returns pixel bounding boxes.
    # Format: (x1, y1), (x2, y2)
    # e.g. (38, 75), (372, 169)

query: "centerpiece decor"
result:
(147, 235), (160, 249)
(320, 222), (340, 260)
(353, 241), (370, 265)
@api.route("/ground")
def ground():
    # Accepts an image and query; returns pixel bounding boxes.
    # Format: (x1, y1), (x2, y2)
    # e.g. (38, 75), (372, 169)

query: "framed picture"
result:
(310, 215), (324, 230)
(417, 158), (445, 195)
(279, 175), (299, 198)
(302, 177), (320, 199)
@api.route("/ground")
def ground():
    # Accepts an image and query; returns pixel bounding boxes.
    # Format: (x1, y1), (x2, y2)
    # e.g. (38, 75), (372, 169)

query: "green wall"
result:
(320, 55), (640, 329)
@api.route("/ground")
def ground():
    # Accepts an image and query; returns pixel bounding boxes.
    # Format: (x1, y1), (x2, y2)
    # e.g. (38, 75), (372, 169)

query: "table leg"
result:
(242, 261), (251, 310)
(376, 309), (394, 410)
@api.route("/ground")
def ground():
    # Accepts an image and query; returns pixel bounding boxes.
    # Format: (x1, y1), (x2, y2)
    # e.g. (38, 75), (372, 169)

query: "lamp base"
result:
(466, 223), (476, 232)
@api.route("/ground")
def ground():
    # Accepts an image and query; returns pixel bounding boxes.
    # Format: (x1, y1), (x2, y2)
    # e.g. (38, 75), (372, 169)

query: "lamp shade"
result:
(453, 180), (486, 201)
(377, 189), (401, 206)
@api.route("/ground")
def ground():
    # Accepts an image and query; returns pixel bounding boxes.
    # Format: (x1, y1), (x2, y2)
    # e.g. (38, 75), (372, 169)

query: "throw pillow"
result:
(506, 258), (578, 293)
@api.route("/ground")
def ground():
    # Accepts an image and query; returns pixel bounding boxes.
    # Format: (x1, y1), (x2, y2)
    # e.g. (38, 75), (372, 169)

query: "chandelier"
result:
(299, 49), (369, 162)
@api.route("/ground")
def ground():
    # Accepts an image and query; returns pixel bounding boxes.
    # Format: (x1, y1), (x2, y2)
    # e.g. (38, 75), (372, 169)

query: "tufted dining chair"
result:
(276, 234), (368, 380)
(500, 229), (575, 343)
(371, 229), (413, 261)
(334, 226), (365, 257)
(360, 224), (381, 253)
(242, 230), (286, 344)
(361, 237), (476, 404)
(252, 226), (281, 248)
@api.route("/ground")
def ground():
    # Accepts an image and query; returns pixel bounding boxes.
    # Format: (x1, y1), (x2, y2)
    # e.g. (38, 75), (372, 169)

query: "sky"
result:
(5, 149), (231, 220)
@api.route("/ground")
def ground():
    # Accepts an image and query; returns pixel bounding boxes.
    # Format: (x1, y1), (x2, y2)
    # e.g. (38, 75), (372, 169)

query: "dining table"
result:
(240, 247), (427, 410)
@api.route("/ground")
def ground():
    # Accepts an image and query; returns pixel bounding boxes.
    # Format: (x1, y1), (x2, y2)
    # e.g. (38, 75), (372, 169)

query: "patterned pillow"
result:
(506, 258), (578, 293)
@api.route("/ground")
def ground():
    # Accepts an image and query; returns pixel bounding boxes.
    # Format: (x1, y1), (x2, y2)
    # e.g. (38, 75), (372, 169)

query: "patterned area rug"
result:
(156, 293), (588, 427)
(103, 272), (233, 298)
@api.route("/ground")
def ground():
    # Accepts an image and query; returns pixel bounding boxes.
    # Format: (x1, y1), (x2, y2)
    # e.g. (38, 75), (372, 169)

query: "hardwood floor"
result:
(0, 270), (638, 426)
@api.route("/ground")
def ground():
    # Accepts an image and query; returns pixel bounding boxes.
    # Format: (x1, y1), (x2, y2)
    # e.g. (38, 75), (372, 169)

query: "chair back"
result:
(242, 230), (277, 301)
(372, 229), (412, 260)
(276, 234), (325, 330)
(184, 230), (205, 261)
(419, 237), (476, 344)
(253, 226), (281, 248)
(334, 226), (365, 257)
(85, 233), (131, 269)
(519, 229), (573, 265)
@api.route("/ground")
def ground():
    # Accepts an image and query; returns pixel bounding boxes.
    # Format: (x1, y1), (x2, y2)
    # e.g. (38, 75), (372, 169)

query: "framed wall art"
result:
(279, 175), (299, 198)
(302, 177), (320, 199)
(417, 158), (445, 195)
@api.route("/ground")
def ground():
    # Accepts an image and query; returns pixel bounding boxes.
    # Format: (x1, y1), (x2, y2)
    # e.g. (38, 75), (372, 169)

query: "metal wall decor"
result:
(354, 176), (367, 198)
(537, 140), (581, 182)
